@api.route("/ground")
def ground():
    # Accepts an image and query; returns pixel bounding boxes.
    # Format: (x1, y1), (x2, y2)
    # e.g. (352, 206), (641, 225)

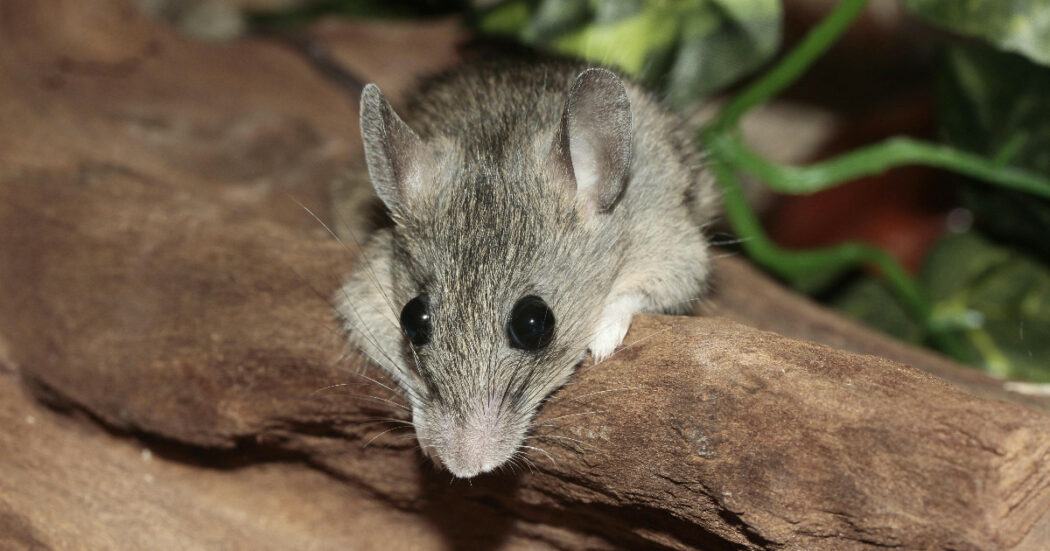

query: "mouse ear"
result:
(549, 68), (632, 216)
(359, 83), (433, 211)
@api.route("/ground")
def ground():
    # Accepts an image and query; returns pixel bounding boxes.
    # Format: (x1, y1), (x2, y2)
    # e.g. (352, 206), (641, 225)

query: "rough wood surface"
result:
(2, 1), (1049, 549)
(700, 256), (1050, 414)
(0, 373), (560, 551)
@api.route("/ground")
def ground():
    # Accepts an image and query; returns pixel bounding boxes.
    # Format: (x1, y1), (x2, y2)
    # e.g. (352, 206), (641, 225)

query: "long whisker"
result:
(526, 433), (596, 453)
(521, 445), (558, 468)
(329, 196), (432, 388)
(308, 382), (356, 396)
(307, 389), (411, 412)
(362, 425), (412, 448)
(590, 326), (671, 368)
(360, 416), (414, 426)
(291, 195), (423, 389)
(560, 386), (646, 403)
(333, 366), (424, 405)
(346, 305), (411, 379)
(518, 454), (538, 474)
(314, 195), (400, 323)
(336, 349), (420, 406)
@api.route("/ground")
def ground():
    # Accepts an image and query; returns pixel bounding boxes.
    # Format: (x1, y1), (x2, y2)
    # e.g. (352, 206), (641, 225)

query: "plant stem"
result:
(711, 0), (869, 131)
(712, 161), (973, 361)
(701, 0), (995, 363)
(712, 161), (925, 313)
(709, 133), (1050, 199)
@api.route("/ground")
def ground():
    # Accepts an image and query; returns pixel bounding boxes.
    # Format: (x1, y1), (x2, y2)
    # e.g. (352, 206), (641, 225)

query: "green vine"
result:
(700, 0), (1050, 361)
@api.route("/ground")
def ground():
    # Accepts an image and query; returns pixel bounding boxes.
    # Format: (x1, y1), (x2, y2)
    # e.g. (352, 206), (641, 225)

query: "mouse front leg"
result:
(589, 293), (646, 361)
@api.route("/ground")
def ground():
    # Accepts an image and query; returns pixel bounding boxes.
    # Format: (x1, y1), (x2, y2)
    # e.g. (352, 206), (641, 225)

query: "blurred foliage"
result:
(902, 0), (1050, 67)
(831, 277), (924, 344)
(249, 0), (782, 107)
(249, 0), (465, 27)
(475, 0), (782, 106)
(834, 233), (1050, 382)
(938, 43), (1050, 261)
(837, 37), (1050, 381)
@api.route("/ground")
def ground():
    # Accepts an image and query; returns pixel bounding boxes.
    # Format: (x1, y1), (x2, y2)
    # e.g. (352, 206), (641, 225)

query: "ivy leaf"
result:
(921, 233), (1050, 382)
(832, 232), (1050, 382)
(937, 43), (1050, 261)
(830, 277), (923, 344)
(902, 0), (1050, 67)
(475, 0), (782, 106)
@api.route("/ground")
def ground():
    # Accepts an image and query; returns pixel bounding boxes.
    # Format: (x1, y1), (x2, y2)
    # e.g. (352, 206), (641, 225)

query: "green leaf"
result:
(478, 0), (534, 35)
(475, 0), (782, 106)
(922, 233), (1050, 382)
(937, 43), (1050, 260)
(831, 277), (923, 344)
(902, 0), (1050, 67)
(832, 231), (1050, 382)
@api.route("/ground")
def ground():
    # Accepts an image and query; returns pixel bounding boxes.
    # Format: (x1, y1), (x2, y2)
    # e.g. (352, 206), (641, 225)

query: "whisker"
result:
(561, 386), (646, 403)
(308, 382), (355, 396)
(290, 194), (424, 394)
(591, 326), (671, 368)
(518, 454), (538, 474)
(342, 368), (424, 404)
(319, 195), (401, 323)
(307, 390), (411, 412)
(328, 287), (409, 383)
(521, 445), (558, 468)
(332, 286), (405, 372)
(308, 367), (412, 402)
(360, 416), (414, 427)
(538, 410), (604, 424)
(527, 434), (596, 453)
(362, 426), (411, 448)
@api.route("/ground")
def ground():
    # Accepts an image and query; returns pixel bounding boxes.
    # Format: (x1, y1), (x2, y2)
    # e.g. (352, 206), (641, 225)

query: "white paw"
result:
(589, 294), (645, 361)
(589, 316), (632, 361)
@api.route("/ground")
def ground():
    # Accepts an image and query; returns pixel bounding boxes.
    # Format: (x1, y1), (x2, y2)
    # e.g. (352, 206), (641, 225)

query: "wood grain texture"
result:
(1, 0), (1048, 549)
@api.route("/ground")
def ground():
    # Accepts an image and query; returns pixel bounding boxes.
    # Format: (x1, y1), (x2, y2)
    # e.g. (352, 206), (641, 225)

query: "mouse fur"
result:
(333, 59), (717, 478)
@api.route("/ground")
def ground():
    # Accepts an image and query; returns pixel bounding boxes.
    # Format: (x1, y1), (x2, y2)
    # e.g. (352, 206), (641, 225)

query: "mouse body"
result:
(334, 59), (717, 478)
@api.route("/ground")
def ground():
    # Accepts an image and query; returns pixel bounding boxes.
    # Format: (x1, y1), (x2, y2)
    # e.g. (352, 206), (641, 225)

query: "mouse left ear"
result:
(548, 68), (632, 216)
(359, 83), (434, 212)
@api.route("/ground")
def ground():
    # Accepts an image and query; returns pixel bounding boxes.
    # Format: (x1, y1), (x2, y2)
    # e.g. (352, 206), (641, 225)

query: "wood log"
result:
(1, 1), (1048, 549)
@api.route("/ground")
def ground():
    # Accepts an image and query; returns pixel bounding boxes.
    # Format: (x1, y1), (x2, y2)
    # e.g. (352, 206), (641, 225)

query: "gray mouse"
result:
(333, 59), (718, 478)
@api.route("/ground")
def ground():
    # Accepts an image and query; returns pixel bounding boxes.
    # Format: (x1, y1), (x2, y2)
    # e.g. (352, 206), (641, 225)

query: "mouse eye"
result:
(507, 295), (555, 351)
(400, 294), (432, 346)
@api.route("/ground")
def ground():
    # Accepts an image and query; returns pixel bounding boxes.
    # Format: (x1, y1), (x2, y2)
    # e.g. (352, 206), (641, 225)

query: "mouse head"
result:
(357, 69), (631, 478)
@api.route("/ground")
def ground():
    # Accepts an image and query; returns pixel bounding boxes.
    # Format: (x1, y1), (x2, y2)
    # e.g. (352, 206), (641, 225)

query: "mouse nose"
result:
(434, 413), (520, 478)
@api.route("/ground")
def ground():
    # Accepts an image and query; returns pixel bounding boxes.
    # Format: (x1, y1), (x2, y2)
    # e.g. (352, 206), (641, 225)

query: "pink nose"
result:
(442, 451), (501, 478)
(437, 421), (516, 478)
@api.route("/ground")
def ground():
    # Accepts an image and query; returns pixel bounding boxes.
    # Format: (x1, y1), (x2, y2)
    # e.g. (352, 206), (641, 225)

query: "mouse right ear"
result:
(359, 83), (433, 212)
(548, 68), (632, 217)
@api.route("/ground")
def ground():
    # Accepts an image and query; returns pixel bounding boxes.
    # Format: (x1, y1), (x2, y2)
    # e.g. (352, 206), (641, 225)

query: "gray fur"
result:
(334, 59), (718, 478)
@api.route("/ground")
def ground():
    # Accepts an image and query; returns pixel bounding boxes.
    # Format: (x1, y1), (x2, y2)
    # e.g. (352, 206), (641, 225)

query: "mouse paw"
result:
(589, 321), (630, 361)
(589, 295), (644, 361)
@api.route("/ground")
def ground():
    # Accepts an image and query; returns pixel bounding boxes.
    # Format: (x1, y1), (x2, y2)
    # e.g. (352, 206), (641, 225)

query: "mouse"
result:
(333, 58), (718, 479)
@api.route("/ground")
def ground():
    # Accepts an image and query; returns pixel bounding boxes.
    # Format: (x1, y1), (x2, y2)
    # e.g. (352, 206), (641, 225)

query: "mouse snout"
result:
(424, 407), (525, 479)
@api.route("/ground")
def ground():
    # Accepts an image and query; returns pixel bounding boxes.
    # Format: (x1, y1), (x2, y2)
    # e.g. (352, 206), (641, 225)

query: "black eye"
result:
(507, 295), (555, 351)
(400, 294), (431, 346)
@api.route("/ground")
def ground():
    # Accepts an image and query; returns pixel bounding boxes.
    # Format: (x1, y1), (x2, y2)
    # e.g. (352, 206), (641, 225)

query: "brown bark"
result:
(1, 1), (1048, 549)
